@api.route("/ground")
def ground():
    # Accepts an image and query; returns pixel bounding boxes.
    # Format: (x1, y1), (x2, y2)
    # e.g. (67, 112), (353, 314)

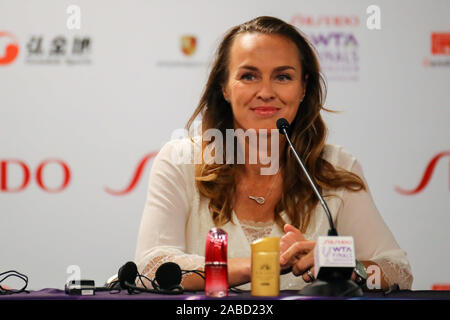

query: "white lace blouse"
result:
(134, 138), (413, 290)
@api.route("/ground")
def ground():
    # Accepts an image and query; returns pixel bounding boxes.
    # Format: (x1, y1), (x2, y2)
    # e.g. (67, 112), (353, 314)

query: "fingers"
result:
(291, 250), (314, 277)
(283, 224), (306, 241)
(279, 229), (317, 283)
(283, 223), (296, 233)
(280, 224), (307, 254)
(280, 240), (316, 268)
(280, 233), (299, 253)
(301, 267), (315, 283)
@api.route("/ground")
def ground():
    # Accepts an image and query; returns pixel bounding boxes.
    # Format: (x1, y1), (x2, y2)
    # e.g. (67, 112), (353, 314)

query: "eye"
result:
(276, 74), (292, 81)
(240, 73), (256, 81)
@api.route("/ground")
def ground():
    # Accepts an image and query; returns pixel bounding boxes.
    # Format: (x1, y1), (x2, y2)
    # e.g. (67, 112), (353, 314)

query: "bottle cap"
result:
(251, 237), (280, 252)
(205, 228), (228, 264)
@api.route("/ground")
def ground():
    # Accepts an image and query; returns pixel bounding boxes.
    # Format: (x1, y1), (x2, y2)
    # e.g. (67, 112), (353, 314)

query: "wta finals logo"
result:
(290, 14), (360, 81)
(0, 31), (20, 66)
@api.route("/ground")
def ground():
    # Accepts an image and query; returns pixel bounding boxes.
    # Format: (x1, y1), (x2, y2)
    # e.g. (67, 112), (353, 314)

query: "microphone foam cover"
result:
(118, 261), (138, 289)
(155, 262), (182, 290)
(276, 118), (290, 134)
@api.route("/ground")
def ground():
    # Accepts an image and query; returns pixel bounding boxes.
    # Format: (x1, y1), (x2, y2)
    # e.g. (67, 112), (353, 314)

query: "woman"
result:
(134, 16), (413, 291)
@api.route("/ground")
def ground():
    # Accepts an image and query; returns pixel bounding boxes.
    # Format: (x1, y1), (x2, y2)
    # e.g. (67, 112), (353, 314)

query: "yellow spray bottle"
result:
(251, 237), (280, 296)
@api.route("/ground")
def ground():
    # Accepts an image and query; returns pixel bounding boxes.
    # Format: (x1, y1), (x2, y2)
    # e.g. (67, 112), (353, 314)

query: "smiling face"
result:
(222, 33), (306, 131)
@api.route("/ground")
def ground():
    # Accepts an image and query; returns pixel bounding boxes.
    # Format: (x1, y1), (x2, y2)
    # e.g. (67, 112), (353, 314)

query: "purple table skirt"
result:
(0, 288), (317, 300)
(1, 288), (450, 300)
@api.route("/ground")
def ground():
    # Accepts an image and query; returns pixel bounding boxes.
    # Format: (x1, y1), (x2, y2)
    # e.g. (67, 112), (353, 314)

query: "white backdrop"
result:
(1, 0), (449, 290)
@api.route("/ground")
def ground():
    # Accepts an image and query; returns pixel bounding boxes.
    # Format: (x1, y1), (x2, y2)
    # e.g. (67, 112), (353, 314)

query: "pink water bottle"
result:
(205, 228), (228, 297)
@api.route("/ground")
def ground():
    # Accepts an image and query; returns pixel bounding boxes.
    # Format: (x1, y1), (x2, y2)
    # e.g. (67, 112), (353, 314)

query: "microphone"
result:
(276, 118), (362, 297)
(117, 261), (184, 294)
(155, 262), (182, 290)
(118, 261), (138, 291)
(276, 118), (337, 236)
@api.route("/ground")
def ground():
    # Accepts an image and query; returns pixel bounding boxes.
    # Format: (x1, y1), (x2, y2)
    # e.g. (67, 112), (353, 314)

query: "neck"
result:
(235, 130), (285, 178)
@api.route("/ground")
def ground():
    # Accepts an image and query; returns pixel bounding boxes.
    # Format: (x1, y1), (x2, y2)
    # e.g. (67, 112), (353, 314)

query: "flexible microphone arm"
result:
(276, 118), (338, 236)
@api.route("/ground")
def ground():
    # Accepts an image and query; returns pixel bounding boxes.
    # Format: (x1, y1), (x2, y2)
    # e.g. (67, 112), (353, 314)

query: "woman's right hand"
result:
(228, 257), (251, 287)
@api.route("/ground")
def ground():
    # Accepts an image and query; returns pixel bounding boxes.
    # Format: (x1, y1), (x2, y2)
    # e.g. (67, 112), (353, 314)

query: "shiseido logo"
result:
(323, 239), (353, 246)
(104, 152), (158, 195)
(0, 31), (20, 66)
(290, 14), (360, 27)
(7, 150), (448, 196)
(0, 152), (158, 195)
(1, 159), (71, 193)
(395, 151), (450, 195)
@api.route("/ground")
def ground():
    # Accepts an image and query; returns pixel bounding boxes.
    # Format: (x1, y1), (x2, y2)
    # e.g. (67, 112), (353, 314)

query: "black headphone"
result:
(117, 261), (204, 295)
(0, 270), (29, 295)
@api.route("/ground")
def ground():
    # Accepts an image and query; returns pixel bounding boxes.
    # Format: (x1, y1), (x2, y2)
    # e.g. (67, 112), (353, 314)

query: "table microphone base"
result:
(299, 279), (363, 297)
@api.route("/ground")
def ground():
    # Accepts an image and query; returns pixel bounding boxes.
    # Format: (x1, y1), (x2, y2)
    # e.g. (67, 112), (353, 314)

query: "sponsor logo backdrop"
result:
(1, 0), (449, 290)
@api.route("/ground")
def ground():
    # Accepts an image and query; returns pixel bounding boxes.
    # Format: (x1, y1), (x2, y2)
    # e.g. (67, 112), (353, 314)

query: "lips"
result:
(250, 106), (280, 117)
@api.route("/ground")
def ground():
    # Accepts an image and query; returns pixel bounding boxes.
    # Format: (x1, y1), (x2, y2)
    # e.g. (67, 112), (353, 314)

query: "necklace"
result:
(242, 173), (279, 205)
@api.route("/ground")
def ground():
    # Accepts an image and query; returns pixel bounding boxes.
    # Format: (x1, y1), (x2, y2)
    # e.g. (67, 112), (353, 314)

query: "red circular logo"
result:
(0, 31), (19, 66)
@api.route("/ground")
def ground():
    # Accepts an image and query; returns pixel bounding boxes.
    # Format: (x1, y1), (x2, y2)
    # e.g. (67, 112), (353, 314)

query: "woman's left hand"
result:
(280, 224), (317, 283)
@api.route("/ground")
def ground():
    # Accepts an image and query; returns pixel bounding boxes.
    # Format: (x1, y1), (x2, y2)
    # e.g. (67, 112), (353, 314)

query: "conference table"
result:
(1, 288), (450, 300)
(1, 287), (449, 318)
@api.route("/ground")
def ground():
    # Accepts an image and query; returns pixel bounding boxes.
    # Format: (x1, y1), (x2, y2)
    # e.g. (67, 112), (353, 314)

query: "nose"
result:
(256, 78), (275, 102)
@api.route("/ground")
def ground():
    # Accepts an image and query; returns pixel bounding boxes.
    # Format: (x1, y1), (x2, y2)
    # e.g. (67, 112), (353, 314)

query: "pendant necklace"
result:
(244, 173), (279, 205)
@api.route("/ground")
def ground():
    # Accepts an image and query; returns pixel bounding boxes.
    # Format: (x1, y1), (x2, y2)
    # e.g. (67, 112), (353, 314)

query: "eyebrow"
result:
(238, 65), (297, 72)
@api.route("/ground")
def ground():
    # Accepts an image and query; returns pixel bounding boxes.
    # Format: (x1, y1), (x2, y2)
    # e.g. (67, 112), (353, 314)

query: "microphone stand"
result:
(281, 126), (337, 236)
(277, 118), (362, 297)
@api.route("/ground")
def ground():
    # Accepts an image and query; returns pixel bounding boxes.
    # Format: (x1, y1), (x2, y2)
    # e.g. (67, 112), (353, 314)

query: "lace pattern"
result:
(372, 254), (414, 290)
(239, 219), (275, 243)
(137, 247), (205, 288)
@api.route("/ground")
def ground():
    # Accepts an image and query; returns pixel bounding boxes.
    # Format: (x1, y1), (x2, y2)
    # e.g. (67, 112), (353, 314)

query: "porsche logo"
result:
(181, 35), (197, 56)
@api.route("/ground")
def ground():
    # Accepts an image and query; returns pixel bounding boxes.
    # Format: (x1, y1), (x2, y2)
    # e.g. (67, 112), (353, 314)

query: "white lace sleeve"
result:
(371, 251), (413, 290)
(134, 140), (204, 288)
(137, 247), (205, 288)
(336, 161), (413, 290)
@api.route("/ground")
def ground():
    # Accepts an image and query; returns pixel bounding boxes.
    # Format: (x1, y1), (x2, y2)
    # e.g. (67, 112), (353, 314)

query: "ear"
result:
(221, 85), (230, 102)
(301, 74), (309, 100)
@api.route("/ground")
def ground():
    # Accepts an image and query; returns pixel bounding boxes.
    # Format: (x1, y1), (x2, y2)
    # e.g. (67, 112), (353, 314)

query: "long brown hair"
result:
(186, 16), (365, 232)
